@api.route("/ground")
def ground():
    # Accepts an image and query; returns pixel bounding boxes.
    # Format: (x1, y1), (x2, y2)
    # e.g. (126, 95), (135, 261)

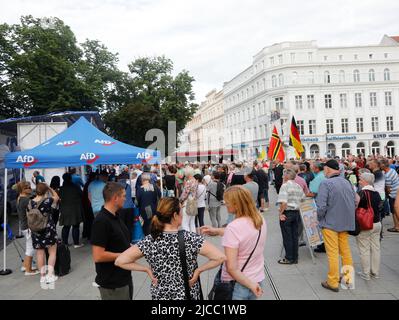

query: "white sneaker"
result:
(370, 273), (379, 279)
(46, 275), (58, 283)
(21, 266), (26, 272)
(74, 244), (84, 249)
(25, 270), (40, 276)
(40, 276), (48, 289)
(92, 281), (100, 288)
(357, 271), (371, 281)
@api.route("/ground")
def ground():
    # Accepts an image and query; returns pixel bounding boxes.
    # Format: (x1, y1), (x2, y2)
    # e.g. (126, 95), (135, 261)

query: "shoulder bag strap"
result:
(178, 230), (192, 300)
(240, 228), (262, 273)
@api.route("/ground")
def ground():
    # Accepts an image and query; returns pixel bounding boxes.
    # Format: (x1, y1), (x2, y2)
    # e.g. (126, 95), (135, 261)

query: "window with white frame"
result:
(369, 69), (375, 82)
(385, 92), (392, 106)
(356, 118), (364, 133)
(370, 92), (377, 107)
(353, 70), (360, 82)
(291, 53), (296, 63)
(275, 97), (284, 110)
(308, 71), (314, 84)
(355, 93), (362, 107)
(371, 117), (379, 132)
(247, 108), (250, 121)
(369, 53), (373, 59)
(326, 119), (334, 134)
(292, 72), (298, 84)
(354, 54), (358, 60)
(272, 75), (277, 88)
(256, 82), (259, 93)
(339, 70), (345, 83)
(387, 116), (394, 131)
(309, 120), (316, 135)
(339, 55), (343, 61)
(324, 94), (332, 109)
(341, 118), (349, 133)
(340, 93), (347, 108)
(278, 74), (284, 86)
(295, 95), (303, 110)
(307, 95), (315, 109)
(308, 52), (313, 61)
(278, 54), (283, 64)
(253, 105), (256, 118)
(262, 78), (266, 90)
(384, 53), (389, 59)
(324, 56), (328, 61)
(297, 120), (304, 135)
(324, 71), (331, 84)
(270, 57), (274, 66)
(384, 68), (390, 81)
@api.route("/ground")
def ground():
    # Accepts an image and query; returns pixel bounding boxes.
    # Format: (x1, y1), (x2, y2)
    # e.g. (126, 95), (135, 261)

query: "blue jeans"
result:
(232, 280), (266, 300)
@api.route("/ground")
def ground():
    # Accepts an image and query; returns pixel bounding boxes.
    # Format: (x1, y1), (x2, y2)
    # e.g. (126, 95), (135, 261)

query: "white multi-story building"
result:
(223, 35), (399, 159)
(178, 89), (224, 152)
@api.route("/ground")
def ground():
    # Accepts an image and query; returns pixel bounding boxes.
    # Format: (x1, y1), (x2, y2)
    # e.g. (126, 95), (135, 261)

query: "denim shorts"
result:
(232, 280), (266, 300)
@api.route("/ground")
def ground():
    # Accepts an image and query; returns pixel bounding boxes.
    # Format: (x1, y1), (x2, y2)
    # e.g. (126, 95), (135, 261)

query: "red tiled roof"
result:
(390, 36), (399, 42)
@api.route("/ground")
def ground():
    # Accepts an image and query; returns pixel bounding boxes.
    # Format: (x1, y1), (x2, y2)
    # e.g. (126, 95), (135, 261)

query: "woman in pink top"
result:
(201, 185), (267, 300)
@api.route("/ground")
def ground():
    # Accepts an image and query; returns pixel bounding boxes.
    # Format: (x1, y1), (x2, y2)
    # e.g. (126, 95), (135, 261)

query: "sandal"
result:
(387, 228), (399, 233)
(278, 258), (294, 265)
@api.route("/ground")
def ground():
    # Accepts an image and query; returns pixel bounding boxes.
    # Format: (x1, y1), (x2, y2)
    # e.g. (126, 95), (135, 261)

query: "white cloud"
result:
(2, 0), (399, 103)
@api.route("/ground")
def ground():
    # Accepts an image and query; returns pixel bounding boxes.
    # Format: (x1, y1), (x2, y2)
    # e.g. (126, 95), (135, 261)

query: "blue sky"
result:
(2, 0), (399, 103)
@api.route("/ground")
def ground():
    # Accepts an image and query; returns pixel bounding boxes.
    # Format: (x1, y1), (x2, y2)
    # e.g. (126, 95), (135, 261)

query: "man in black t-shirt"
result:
(91, 182), (133, 300)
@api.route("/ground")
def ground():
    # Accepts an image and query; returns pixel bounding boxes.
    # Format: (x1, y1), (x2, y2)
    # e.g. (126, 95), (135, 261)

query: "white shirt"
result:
(196, 184), (207, 208)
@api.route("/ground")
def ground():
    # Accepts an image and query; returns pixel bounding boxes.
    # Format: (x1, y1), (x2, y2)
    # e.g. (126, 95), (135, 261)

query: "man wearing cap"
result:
(316, 159), (356, 292)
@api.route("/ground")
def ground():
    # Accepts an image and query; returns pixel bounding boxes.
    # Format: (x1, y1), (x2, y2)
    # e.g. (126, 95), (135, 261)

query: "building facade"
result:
(178, 89), (224, 153)
(223, 35), (399, 159)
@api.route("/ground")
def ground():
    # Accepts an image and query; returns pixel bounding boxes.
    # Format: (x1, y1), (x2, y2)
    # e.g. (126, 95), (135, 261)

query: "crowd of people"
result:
(12, 152), (399, 299)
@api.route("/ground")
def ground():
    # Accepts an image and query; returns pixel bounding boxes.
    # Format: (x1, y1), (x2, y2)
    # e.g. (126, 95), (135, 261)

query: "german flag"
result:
(289, 116), (304, 158)
(268, 126), (285, 162)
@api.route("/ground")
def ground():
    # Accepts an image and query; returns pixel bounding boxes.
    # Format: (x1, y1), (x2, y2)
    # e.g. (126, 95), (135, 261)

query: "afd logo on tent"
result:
(136, 152), (152, 160)
(16, 155), (39, 168)
(95, 139), (116, 146)
(80, 153), (100, 164)
(56, 140), (79, 147)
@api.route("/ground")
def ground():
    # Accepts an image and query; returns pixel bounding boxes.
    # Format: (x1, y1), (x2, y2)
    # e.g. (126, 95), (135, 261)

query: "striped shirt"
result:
(384, 168), (399, 199)
(277, 180), (305, 210)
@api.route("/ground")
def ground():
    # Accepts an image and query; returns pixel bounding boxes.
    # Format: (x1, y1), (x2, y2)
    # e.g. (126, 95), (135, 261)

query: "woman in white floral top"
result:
(180, 167), (198, 233)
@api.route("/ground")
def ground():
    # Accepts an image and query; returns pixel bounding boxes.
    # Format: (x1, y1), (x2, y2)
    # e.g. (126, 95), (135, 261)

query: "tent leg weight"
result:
(0, 269), (12, 276)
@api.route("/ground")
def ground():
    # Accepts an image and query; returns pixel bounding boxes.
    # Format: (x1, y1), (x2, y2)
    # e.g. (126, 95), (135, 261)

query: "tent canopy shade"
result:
(4, 117), (161, 169)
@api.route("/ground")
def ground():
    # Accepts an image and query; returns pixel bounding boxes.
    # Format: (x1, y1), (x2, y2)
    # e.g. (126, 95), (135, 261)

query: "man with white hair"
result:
(277, 168), (305, 265)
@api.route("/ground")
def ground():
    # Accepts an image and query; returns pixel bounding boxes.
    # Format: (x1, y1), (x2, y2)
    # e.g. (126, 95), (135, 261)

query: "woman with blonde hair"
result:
(180, 166), (198, 233)
(136, 173), (162, 235)
(115, 197), (225, 300)
(201, 185), (267, 300)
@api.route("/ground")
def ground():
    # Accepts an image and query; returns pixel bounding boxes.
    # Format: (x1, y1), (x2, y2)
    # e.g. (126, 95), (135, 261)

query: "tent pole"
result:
(1, 168), (12, 275)
(159, 164), (163, 198)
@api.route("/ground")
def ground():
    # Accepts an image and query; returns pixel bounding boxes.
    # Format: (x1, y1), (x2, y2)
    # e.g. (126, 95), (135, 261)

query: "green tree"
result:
(104, 56), (198, 151)
(0, 16), (121, 116)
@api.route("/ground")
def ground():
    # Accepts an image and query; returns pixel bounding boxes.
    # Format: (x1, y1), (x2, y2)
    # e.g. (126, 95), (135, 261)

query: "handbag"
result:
(177, 230), (203, 300)
(208, 229), (261, 300)
(355, 191), (374, 231)
(186, 185), (203, 217)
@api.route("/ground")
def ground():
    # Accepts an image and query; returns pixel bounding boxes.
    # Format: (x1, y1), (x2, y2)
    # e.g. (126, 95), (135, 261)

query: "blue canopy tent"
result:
(1, 116), (161, 275)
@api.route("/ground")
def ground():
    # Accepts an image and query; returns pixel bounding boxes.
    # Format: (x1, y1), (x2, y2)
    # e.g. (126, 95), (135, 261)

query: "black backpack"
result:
(216, 182), (225, 201)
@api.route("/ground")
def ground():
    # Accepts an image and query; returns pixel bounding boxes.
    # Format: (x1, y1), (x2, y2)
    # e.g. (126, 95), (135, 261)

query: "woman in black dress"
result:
(30, 183), (60, 284)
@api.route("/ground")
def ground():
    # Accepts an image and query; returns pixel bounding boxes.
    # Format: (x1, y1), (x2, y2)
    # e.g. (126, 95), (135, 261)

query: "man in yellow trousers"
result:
(315, 159), (356, 292)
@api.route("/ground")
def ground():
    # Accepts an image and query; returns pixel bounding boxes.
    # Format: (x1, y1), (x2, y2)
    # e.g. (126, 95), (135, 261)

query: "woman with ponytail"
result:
(115, 197), (225, 300)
